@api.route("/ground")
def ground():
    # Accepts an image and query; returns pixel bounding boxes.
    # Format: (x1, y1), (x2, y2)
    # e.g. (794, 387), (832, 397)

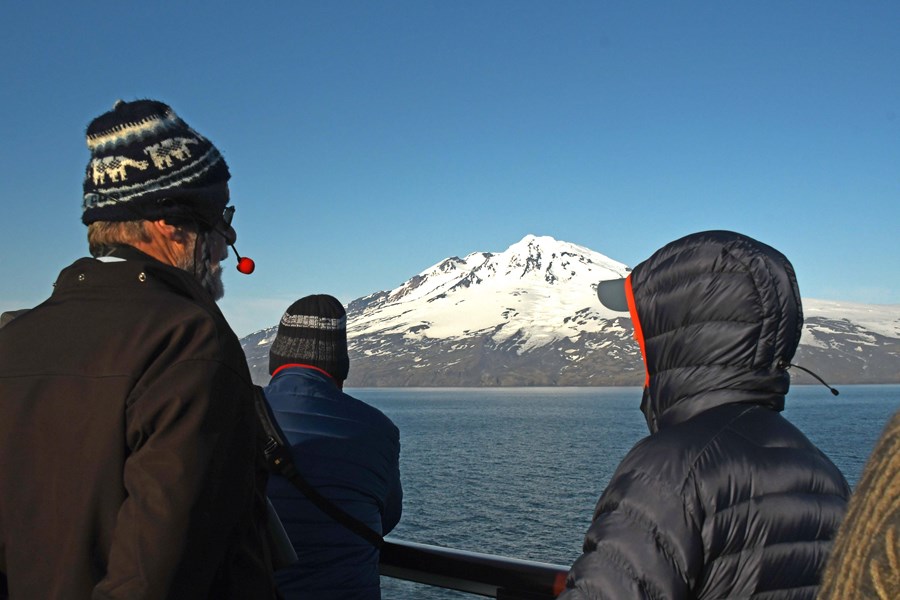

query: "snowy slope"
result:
(350, 234), (630, 352)
(803, 299), (900, 341)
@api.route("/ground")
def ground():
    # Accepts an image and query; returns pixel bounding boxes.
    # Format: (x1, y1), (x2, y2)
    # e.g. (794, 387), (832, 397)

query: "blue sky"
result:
(1, 1), (898, 337)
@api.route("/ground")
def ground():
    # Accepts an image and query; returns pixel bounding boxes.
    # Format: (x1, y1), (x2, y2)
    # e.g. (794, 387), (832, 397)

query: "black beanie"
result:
(82, 99), (231, 225)
(269, 295), (350, 381)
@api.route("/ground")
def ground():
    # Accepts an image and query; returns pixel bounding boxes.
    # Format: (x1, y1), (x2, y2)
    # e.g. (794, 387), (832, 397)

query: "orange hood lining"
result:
(625, 274), (649, 388)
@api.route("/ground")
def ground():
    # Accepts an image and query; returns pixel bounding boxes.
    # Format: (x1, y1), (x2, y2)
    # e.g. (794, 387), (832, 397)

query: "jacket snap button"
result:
(77, 274), (85, 282)
(138, 272), (147, 282)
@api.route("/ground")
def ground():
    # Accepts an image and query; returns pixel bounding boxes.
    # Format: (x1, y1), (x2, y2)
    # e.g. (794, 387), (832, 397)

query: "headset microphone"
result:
(231, 245), (256, 274)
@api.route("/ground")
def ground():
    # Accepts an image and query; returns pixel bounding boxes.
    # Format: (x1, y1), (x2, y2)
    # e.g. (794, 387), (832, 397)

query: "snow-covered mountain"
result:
(241, 235), (900, 387)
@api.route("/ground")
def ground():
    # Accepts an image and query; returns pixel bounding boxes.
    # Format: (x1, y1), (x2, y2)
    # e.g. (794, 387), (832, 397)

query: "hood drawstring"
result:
(778, 360), (840, 396)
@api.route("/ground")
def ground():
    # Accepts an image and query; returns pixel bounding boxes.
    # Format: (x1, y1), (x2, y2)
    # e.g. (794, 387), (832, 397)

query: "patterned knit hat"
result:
(82, 99), (231, 225)
(269, 295), (350, 381)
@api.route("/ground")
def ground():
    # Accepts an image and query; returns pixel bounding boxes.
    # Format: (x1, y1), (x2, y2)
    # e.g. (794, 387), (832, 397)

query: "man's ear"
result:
(147, 219), (192, 245)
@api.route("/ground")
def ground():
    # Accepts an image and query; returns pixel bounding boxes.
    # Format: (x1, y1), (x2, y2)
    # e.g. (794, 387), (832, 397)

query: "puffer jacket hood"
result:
(628, 230), (803, 433)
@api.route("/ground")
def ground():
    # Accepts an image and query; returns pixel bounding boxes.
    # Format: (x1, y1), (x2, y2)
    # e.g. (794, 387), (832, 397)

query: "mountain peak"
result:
(349, 235), (631, 350)
(241, 235), (900, 387)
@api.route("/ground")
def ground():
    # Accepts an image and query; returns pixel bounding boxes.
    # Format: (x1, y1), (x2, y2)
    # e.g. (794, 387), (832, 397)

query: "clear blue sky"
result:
(1, 1), (898, 337)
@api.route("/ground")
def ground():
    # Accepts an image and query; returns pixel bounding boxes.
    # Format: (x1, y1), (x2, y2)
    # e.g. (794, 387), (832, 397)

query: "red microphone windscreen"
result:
(236, 257), (256, 274)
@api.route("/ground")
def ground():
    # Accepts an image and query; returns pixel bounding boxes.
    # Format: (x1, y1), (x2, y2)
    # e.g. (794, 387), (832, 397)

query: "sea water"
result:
(351, 385), (900, 599)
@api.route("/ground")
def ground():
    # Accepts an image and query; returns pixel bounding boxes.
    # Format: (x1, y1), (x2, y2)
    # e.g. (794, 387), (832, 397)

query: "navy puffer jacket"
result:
(561, 231), (850, 600)
(266, 367), (402, 599)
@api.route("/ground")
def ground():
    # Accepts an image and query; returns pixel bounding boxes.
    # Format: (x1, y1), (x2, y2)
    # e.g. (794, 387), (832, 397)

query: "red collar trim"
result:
(271, 363), (335, 380)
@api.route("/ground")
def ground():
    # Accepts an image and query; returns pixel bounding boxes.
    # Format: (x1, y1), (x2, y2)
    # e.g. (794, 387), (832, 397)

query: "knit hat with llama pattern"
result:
(82, 99), (230, 225)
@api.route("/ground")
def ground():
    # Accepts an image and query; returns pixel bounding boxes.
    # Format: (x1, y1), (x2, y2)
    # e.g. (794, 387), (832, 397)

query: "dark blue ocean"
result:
(349, 385), (900, 599)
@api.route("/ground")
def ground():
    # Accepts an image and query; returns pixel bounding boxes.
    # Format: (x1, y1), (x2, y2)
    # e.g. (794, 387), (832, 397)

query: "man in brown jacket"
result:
(0, 99), (276, 599)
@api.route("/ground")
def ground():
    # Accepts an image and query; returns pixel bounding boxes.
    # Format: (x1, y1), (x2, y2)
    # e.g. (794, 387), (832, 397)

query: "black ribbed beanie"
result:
(269, 295), (350, 381)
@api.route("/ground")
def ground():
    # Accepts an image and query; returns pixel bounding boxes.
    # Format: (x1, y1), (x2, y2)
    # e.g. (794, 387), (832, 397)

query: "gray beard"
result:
(176, 232), (225, 301)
